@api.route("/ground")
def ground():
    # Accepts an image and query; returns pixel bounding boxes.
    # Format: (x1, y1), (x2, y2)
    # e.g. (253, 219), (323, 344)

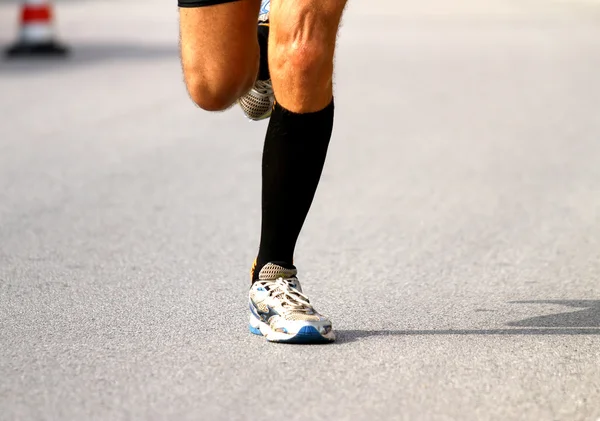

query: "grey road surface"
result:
(1, 0), (600, 420)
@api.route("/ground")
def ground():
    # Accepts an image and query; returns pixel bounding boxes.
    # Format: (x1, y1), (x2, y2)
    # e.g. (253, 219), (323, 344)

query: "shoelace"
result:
(253, 79), (273, 96)
(255, 277), (313, 313)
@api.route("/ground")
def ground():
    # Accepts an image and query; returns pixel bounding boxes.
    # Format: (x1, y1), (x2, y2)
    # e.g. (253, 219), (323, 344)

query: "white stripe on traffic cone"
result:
(5, 0), (69, 58)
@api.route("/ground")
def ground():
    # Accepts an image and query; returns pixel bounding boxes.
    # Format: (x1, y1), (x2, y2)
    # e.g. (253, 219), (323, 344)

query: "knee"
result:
(270, 11), (337, 88)
(271, 36), (330, 90)
(184, 63), (257, 112)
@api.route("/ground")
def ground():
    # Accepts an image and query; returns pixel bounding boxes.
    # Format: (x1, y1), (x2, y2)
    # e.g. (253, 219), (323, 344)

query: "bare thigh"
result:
(179, 0), (261, 111)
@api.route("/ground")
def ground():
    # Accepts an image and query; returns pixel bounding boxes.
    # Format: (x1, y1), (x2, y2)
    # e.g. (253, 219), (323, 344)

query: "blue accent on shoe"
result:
(297, 326), (321, 336)
(249, 324), (262, 335)
(269, 326), (333, 344)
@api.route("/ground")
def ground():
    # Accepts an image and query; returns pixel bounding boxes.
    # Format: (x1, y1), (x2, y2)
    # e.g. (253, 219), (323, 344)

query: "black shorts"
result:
(178, 0), (239, 7)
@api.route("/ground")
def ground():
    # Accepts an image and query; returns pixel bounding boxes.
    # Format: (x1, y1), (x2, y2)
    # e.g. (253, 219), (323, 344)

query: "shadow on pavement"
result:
(0, 42), (178, 74)
(506, 300), (600, 327)
(338, 300), (600, 343)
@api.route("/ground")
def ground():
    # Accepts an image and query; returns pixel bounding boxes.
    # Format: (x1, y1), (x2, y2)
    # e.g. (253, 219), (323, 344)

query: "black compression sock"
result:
(254, 100), (335, 280)
(257, 24), (270, 81)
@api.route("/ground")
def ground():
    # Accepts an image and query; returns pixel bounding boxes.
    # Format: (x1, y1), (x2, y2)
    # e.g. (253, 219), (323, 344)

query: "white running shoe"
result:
(259, 0), (269, 22)
(248, 262), (336, 343)
(238, 0), (273, 121)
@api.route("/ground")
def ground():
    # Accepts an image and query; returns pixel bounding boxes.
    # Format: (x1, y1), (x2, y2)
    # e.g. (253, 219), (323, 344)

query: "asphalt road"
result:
(1, 0), (600, 420)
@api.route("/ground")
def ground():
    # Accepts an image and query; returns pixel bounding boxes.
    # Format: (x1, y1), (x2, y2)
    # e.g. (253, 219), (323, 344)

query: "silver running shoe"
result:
(238, 0), (273, 121)
(249, 262), (335, 343)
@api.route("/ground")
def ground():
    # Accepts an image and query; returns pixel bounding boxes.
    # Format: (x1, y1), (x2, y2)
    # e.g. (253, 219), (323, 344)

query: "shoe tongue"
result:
(258, 262), (297, 281)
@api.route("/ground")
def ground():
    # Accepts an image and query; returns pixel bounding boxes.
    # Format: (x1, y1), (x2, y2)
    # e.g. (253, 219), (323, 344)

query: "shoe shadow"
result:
(336, 300), (600, 344)
(506, 300), (600, 327)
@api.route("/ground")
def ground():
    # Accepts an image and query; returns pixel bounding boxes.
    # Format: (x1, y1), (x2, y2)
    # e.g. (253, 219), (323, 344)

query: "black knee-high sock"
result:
(257, 24), (270, 81)
(254, 100), (335, 280)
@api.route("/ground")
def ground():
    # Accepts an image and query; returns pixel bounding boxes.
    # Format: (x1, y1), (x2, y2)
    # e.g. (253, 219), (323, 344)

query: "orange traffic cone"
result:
(5, 0), (69, 58)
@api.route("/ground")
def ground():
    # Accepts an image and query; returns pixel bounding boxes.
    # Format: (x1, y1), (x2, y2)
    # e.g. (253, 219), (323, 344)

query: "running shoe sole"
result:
(249, 313), (336, 344)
